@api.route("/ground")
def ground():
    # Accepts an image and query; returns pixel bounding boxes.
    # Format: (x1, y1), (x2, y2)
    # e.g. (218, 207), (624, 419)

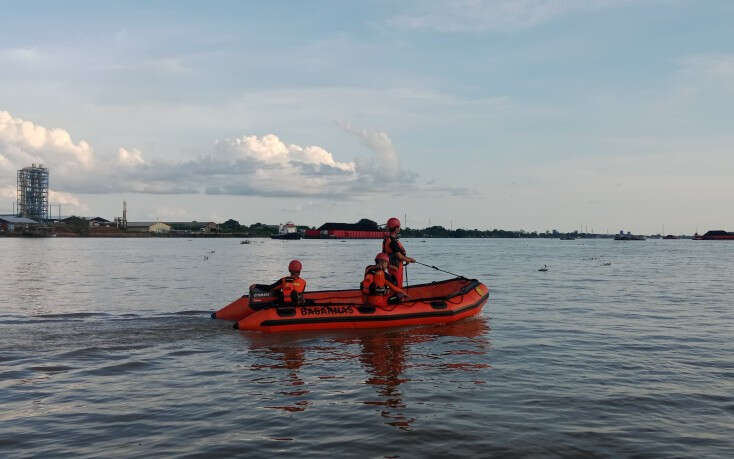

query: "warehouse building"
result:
(126, 222), (172, 233)
(0, 215), (40, 233)
(167, 221), (218, 233)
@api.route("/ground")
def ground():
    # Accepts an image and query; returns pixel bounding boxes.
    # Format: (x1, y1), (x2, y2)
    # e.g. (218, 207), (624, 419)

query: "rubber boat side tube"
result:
(211, 295), (253, 321)
(213, 277), (489, 333)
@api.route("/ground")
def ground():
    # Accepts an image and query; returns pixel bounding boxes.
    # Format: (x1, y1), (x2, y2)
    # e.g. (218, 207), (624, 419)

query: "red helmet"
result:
(375, 253), (389, 263)
(288, 259), (302, 273)
(387, 217), (401, 230)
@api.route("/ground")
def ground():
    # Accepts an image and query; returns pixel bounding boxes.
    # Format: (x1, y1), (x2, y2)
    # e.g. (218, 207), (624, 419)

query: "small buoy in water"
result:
(538, 264), (549, 272)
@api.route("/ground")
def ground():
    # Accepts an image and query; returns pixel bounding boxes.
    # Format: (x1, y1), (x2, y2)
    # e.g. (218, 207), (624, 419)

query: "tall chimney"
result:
(122, 200), (127, 229)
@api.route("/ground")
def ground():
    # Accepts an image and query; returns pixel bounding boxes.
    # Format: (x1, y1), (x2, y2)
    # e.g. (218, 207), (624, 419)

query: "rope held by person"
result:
(413, 261), (467, 279)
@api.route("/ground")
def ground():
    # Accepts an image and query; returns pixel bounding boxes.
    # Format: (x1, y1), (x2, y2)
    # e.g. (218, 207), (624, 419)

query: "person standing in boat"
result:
(361, 253), (407, 308)
(382, 217), (415, 288)
(267, 259), (307, 306)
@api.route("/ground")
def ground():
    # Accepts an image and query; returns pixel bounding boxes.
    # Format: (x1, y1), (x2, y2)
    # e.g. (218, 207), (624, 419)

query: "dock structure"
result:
(17, 164), (49, 221)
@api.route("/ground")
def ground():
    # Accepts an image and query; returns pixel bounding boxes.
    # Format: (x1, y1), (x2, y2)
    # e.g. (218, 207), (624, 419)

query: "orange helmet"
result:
(387, 217), (401, 230)
(375, 253), (389, 263)
(288, 259), (302, 273)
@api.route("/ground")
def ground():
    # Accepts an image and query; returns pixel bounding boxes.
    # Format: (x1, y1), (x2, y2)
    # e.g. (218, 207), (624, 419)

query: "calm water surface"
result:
(1, 238), (733, 457)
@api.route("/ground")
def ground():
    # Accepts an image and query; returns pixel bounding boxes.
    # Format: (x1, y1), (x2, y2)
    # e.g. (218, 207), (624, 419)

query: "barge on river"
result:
(304, 218), (388, 239)
(693, 230), (734, 240)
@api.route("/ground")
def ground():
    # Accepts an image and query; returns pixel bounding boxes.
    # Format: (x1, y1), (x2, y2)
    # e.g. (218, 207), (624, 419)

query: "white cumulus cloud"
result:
(118, 147), (145, 166)
(0, 110), (94, 168)
(215, 134), (356, 172)
(339, 122), (407, 182)
(0, 109), (464, 202)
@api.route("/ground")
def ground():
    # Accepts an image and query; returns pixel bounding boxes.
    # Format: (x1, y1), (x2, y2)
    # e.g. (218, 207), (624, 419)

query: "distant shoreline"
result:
(1, 233), (695, 239)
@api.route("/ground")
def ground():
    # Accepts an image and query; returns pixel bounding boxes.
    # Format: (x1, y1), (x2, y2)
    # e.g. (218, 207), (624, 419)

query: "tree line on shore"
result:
(52, 216), (585, 238)
(218, 220), (577, 239)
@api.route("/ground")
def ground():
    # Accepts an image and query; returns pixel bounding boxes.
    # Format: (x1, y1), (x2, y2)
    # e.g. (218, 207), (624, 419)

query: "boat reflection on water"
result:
(355, 331), (413, 429)
(236, 317), (490, 428)
(352, 318), (490, 430)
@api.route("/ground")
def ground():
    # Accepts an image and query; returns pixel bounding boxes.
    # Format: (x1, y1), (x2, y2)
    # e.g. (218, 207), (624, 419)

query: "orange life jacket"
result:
(382, 236), (406, 267)
(361, 265), (389, 296)
(277, 276), (306, 304)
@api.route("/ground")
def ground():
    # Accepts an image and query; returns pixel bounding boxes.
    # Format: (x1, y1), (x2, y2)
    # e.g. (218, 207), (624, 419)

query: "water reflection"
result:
(237, 317), (490, 429)
(357, 332), (413, 429)
(355, 318), (490, 430)
(247, 344), (310, 412)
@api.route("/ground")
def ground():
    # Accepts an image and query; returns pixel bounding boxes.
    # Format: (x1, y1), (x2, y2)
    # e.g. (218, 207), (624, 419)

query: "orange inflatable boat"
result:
(212, 277), (489, 332)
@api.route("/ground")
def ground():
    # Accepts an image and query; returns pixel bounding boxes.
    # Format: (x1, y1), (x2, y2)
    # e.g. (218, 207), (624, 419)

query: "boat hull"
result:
(270, 233), (301, 240)
(213, 278), (489, 333)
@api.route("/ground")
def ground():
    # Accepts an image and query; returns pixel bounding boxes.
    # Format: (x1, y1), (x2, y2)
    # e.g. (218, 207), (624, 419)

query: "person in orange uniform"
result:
(382, 217), (415, 288)
(361, 253), (407, 308)
(268, 259), (307, 305)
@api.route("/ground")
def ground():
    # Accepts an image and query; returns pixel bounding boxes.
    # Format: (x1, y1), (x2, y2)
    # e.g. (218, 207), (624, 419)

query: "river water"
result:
(1, 238), (733, 457)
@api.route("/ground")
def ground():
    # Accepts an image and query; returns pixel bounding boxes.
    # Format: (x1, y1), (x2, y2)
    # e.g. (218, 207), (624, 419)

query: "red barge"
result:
(304, 218), (388, 239)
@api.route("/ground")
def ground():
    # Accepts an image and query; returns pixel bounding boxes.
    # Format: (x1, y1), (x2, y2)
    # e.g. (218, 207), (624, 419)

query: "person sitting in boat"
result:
(361, 253), (407, 308)
(382, 217), (415, 288)
(267, 259), (307, 306)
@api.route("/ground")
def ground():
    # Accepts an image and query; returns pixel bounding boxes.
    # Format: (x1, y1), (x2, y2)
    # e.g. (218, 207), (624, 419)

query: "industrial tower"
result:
(17, 164), (49, 221)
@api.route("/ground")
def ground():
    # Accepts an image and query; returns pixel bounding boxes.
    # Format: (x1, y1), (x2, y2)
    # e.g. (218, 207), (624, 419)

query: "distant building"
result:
(0, 215), (39, 233)
(17, 164), (49, 221)
(88, 217), (112, 227)
(278, 221), (298, 235)
(126, 222), (172, 233)
(167, 221), (218, 233)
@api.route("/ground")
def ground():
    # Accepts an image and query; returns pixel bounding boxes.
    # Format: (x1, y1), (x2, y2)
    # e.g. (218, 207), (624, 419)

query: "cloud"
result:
(390, 0), (639, 33)
(0, 110), (94, 168)
(678, 53), (734, 77)
(215, 134), (356, 172)
(340, 123), (402, 180)
(103, 57), (193, 75)
(48, 190), (90, 215)
(118, 147), (145, 166)
(48, 190), (83, 207)
(0, 109), (466, 200)
(0, 186), (89, 215)
(0, 185), (14, 199)
(676, 53), (734, 92)
(0, 47), (44, 63)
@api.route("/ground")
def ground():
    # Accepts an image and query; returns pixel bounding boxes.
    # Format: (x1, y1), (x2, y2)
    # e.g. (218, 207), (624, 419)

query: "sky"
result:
(1, 0), (732, 234)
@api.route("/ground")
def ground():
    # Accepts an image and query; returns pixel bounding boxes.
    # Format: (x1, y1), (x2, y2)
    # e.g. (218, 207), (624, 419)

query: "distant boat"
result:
(559, 234), (576, 240)
(240, 240), (250, 244)
(271, 221), (302, 240)
(614, 231), (646, 241)
(663, 235), (679, 240)
(538, 265), (549, 272)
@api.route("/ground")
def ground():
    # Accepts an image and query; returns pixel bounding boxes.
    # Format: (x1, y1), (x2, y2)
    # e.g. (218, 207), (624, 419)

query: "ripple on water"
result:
(82, 360), (154, 377)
